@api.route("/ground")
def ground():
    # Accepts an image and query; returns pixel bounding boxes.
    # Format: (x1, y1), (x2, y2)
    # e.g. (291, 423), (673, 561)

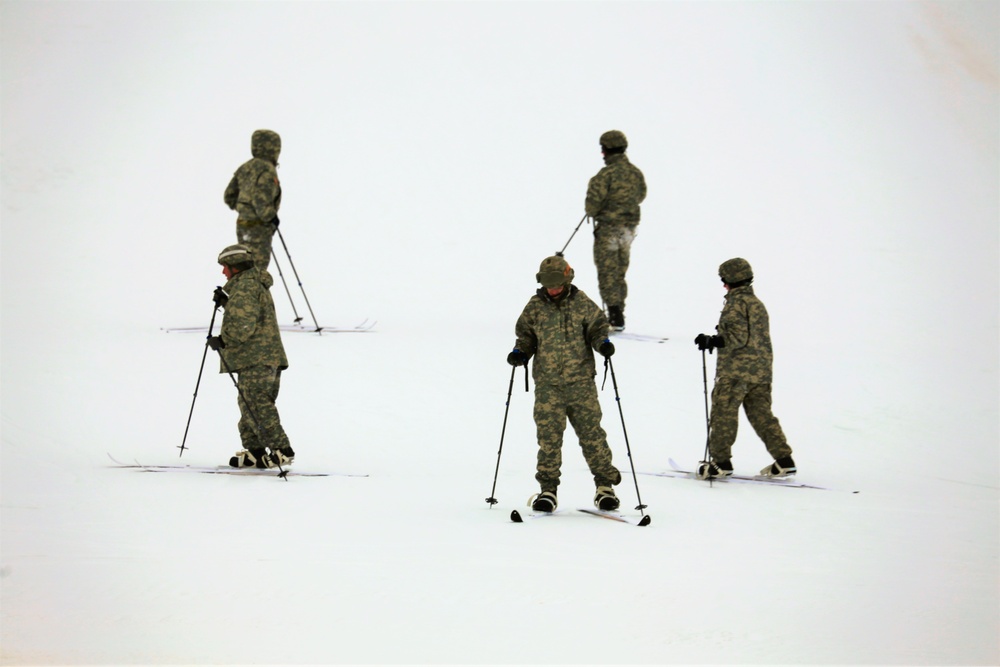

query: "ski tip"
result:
(638, 515), (652, 527)
(510, 509), (524, 523)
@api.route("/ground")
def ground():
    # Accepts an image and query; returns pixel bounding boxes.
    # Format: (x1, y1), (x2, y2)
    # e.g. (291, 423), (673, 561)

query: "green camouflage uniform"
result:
(218, 267), (291, 453)
(585, 153), (646, 309)
(709, 285), (792, 462)
(224, 130), (282, 270)
(514, 285), (621, 492)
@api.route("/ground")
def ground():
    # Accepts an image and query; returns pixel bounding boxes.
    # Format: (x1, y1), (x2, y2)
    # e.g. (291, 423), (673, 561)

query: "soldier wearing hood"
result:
(507, 255), (622, 513)
(585, 130), (647, 331)
(694, 258), (795, 479)
(224, 129), (282, 270)
(207, 244), (294, 470)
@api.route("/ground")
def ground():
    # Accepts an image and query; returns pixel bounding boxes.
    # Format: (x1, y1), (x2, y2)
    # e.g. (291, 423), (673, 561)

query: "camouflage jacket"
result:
(585, 153), (646, 227)
(224, 137), (281, 223)
(514, 285), (610, 385)
(715, 285), (773, 384)
(218, 268), (288, 373)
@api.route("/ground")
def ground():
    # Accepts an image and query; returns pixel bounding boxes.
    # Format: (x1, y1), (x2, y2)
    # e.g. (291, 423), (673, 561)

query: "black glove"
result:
(598, 339), (615, 358)
(694, 333), (725, 353)
(271, 215), (280, 228)
(507, 349), (529, 367)
(212, 286), (229, 308)
(207, 336), (226, 351)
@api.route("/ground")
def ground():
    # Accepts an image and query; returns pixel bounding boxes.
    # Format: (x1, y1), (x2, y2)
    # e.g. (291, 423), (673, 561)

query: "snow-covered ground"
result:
(2, 2), (997, 664)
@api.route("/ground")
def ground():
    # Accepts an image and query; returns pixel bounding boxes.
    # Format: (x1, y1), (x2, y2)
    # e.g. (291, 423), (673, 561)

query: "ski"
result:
(609, 331), (668, 344)
(510, 508), (650, 526)
(578, 508), (652, 526)
(107, 454), (367, 478)
(161, 319), (377, 335)
(634, 458), (856, 492)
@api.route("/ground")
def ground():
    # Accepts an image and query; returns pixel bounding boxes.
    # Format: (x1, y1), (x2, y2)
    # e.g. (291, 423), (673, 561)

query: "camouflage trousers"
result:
(236, 365), (290, 453)
(236, 219), (277, 270)
(533, 380), (620, 492)
(708, 378), (792, 462)
(593, 223), (637, 309)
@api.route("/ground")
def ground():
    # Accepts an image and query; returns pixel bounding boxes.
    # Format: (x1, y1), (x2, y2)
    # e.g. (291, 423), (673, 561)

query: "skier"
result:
(694, 258), (795, 479)
(207, 244), (295, 469)
(507, 255), (622, 512)
(224, 129), (282, 270)
(585, 129), (646, 331)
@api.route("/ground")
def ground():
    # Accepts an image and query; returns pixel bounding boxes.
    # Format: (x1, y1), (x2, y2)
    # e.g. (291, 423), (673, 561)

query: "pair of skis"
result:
(510, 507), (652, 526)
(107, 454), (367, 479)
(641, 459), (856, 493)
(161, 319), (377, 335)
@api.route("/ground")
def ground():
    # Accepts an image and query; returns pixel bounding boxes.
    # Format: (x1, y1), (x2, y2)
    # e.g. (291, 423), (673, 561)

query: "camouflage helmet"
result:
(719, 257), (753, 285)
(251, 129), (281, 163)
(599, 130), (628, 150)
(536, 255), (575, 288)
(218, 244), (255, 268)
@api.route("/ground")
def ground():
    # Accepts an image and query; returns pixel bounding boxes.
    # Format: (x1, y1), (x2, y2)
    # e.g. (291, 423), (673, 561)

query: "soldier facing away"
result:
(507, 255), (622, 512)
(207, 244), (295, 469)
(224, 130), (282, 270)
(694, 258), (796, 479)
(585, 129), (647, 331)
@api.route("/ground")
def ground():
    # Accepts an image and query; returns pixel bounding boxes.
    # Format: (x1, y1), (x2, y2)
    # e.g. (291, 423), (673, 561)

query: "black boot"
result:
(696, 459), (733, 480)
(607, 305), (625, 330)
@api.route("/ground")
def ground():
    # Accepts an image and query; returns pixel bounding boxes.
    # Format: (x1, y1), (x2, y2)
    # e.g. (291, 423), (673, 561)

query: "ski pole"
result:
(275, 228), (322, 332)
(604, 356), (651, 524)
(555, 214), (589, 257)
(701, 348), (711, 464)
(271, 252), (303, 325)
(215, 350), (289, 481)
(486, 365), (518, 507)
(178, 301), (221, 457)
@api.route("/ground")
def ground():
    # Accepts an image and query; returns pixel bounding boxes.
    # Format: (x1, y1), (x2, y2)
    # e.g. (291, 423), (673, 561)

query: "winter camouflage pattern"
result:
(218, 267), (288, 373)
(585, 153), (646, 226)
(715, 285), (772, 384)
(593, 225), (636, 309)
(224, 130), (282, 269)
(533, 381), (620, 491)
(585, 152), (645, 310)
(236, 221), (276, 271)
(515, 285), (610, 385)
(514, 284), (620, 491)
(217, 263), (291, 454)
(708, 379), (791, 462)
(708, 284), (791, 462)
(235, 365), (291, 453)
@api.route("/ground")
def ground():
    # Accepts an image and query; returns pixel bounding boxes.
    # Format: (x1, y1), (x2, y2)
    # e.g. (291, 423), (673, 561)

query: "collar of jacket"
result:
(536, 284), (578, 304)
(603, 153), (629, 166)
(725, 284), (755, 300)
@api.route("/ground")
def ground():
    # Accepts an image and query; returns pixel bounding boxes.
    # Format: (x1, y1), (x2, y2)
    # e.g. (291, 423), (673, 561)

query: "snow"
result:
(1, 1), (997, 664)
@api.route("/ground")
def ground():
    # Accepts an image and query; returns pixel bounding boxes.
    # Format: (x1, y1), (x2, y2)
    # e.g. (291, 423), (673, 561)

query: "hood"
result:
(251, 129), (281, 164)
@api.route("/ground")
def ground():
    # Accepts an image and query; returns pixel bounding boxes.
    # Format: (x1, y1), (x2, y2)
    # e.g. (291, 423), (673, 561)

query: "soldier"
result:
(585, 129), (647, 331)
(694, 258), (795, 479)
(224, 129), (282, 270)
(507, 255), (622, 512)
(207, 244), (295, 469)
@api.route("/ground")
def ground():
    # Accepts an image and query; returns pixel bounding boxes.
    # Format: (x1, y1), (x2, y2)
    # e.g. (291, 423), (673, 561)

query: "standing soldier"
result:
(224, 130), (282, 270)
(694, 258), (795, 479)
(207, 244), (295, 469)
(507, 255), (622, 512)
(585, 129), (646, 331)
